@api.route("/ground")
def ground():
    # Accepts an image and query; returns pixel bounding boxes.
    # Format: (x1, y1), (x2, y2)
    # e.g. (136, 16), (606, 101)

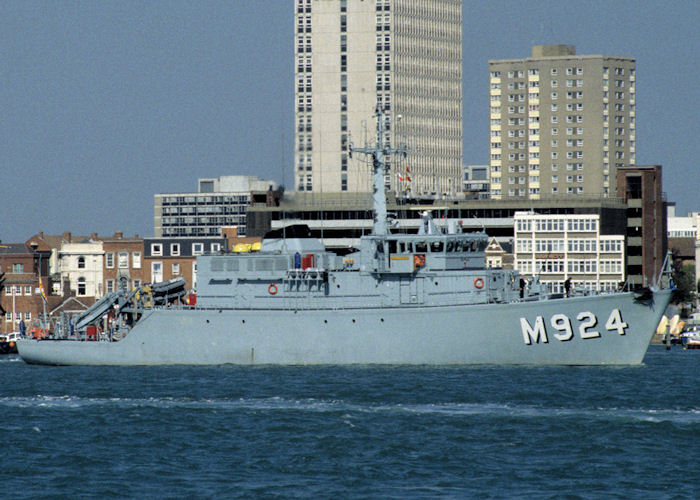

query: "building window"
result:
(211, 243), (221, 253)
(106, 280), (115, 293)
(118, 251), (128, 268)
(24, 285), (32, 295)
(171, 243), (180, 256)
(132, 252), (141, 269)
(77, 277), (86, 296)
(77, 256), (85, 269)
(151, 244), (162, 256)
(106, 252), (115, 268)
(172, 263), (180, 275)
(151, 262), (163, 282)
(193, 243), (204, 256)
(133, 279), (141, 289)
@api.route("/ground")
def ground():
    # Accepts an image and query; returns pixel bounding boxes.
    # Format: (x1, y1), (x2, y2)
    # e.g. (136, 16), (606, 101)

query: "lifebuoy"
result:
(268, 283), (278, 295)
(474, 277), (484, 289)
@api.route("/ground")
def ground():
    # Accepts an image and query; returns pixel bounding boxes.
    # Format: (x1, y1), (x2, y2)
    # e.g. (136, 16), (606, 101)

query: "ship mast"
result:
(350, 105), (408, 235)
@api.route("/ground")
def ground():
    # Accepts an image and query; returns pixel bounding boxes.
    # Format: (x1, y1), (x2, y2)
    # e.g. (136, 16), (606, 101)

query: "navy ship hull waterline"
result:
(18, 292), (669, 365)
(17, 109), (672, 366)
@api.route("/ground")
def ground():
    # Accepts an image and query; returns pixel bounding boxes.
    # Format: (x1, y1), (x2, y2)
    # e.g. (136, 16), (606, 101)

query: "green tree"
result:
(672, 262), (695, 305)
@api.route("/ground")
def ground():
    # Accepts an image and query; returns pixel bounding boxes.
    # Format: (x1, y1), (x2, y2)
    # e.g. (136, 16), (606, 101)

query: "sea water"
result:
(1, 345), (697, 499)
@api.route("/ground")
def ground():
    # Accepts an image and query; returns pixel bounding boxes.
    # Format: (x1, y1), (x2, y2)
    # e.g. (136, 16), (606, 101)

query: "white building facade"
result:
(294, 0), (463, 197)
(513, 212), (625, 293)
(57, 239), (105, 299)
(667, 208), (700, 287)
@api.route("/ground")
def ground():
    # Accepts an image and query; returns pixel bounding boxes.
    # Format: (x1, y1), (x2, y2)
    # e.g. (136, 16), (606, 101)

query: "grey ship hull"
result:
(17, 289), (670, 366)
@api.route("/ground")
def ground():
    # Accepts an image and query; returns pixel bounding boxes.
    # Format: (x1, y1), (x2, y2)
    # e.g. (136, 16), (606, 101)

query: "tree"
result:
(671, 262), (696, 305)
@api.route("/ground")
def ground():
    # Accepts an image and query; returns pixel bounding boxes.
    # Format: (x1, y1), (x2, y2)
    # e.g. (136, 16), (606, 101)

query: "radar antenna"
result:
(349, 105), (409, 235)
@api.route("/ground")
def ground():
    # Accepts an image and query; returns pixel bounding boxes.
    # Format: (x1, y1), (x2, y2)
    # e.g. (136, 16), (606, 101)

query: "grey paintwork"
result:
(17, 109), (672, 366)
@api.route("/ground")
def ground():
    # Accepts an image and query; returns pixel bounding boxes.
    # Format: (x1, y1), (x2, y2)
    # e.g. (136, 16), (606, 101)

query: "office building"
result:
(513, 212), (626, 293)
(666, 206), (699, 284)
(489, 45), (636, 199)
(247, 191), (627, 251)
(154, 175), (279, 238)
(463, 164), (490, 199)
(294, 0), (463, 196)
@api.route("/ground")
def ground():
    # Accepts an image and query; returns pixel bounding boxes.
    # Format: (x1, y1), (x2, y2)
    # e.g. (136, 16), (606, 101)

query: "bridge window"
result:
(430, 241), (444, 253)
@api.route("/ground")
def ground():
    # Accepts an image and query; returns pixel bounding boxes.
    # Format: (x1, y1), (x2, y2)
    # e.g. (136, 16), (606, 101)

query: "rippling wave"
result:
(0, 346), (697, 499)
(2, 394), (698, 426)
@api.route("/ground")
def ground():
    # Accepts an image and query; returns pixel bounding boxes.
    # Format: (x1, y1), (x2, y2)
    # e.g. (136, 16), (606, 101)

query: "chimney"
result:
(62, 231), (72, 242)
(114, 231), (123, 239)
(91, 233), (98, 240)
(39, 231), (44, 239)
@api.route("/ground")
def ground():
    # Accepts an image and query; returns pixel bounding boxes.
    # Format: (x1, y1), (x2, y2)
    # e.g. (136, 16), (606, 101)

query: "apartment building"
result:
(489, 45), (635, 200)
(294, 0), (463, 197)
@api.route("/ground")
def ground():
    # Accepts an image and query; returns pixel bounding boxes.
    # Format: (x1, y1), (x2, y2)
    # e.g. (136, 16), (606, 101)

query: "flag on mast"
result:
(38, 280), (47, 303)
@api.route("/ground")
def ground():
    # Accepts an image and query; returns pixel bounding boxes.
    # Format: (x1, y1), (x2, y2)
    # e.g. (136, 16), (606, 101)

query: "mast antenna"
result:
(349, 105), (409, 236)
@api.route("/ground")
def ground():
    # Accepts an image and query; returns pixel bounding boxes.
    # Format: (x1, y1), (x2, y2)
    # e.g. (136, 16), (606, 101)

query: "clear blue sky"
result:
(2, 0), (698, 242)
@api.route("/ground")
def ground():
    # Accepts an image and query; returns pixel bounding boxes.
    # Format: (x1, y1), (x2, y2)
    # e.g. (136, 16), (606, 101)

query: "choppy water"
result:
(1, 346), (698, 499)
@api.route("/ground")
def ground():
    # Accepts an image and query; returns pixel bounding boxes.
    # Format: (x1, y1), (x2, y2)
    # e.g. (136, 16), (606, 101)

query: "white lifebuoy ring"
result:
(474, 277), (484, 289)
(268, 283), (278, 295)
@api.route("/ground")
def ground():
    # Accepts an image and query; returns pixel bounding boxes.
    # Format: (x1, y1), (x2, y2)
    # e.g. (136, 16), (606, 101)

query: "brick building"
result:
(0, 242), (52, 334)
(616, 165), (667, 287)
(144, 236), (226, 290)
(102, 232), (147, 293)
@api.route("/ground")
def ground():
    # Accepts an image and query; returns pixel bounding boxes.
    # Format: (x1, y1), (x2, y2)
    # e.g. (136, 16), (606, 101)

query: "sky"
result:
(2, 0), (698, 243)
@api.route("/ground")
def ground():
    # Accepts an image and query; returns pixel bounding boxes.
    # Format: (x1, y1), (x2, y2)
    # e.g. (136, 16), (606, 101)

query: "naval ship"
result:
(18, 108), (672, 366)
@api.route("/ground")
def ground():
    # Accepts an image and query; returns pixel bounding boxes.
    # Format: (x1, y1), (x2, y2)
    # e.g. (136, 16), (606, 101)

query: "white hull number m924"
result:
(520, 309), (628, 345)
